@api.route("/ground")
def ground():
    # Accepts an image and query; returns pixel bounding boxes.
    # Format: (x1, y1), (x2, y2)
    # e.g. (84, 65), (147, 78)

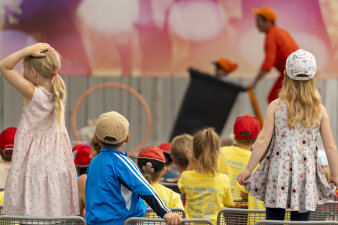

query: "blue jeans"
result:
(266, 207), (310, 221)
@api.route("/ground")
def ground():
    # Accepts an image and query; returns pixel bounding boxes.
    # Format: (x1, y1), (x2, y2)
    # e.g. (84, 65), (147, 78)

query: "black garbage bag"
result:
(170, 68), (246, 140)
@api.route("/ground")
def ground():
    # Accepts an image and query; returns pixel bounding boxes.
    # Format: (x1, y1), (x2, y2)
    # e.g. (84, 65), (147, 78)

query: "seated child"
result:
(179, 128), (233, 224)
(74, 143), (92, 177)
(78, 138), (101, 217)
(169, 134), (193, 182)
(158, 142), (179, 180)
(218, 114), (264, 209)
(137, 146), (183, 209)
(85, 111), (182, 225)
(0, 127), (17, 188)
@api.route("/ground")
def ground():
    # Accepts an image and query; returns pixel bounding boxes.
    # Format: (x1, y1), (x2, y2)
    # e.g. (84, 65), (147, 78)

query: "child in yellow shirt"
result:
(178, 128), (233, 224)
(137, 146), (184, 209)
(218, 114), (264, 209)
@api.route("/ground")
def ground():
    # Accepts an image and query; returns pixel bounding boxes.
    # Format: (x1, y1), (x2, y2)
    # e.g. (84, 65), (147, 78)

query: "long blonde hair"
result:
(193, 128), (220, 174)
(24, 48), (66, 128)
(279, 73), (321, 128)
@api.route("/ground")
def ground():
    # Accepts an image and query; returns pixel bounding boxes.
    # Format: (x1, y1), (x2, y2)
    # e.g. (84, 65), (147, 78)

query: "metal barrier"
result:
(254, 220), (338, 225)
(217, 201), (338, 225)
(0, 215), (87, 224)
(217, 208), (266, 225)
(145, 208), (186, 218)
(229, 199), (248, 209)
(309, 201), (338, 221)
(124, 217), (213, 225)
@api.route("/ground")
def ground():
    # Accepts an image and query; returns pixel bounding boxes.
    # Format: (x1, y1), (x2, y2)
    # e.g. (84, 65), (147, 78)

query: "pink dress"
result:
(4, 86), (79, 216)
(245, 100), (336, 212)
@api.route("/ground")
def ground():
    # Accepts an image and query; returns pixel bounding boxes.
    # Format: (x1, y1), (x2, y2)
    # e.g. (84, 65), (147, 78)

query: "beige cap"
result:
(95, 111), (129, 145)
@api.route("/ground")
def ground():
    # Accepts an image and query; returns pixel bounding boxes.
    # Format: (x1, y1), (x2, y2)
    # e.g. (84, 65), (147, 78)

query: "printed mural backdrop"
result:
(0, 0), (337, 77)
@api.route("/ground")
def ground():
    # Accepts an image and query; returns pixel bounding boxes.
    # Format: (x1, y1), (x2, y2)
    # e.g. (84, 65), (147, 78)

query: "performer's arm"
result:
(248, 32), (276, 89)
(248, 69), (269, 89)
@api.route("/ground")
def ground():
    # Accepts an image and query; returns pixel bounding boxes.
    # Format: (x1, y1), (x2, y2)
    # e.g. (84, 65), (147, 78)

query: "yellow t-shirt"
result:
(218, 146), (251, 200)
(240, 186), (265, 210)
(178, 170), (233, 225)
(0, 191), (4, 215)
(151, 183), (184, 209)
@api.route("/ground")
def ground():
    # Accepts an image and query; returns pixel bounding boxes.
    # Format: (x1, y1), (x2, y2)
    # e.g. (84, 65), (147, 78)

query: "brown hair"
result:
(171, 134), (193, 170)
(220, 138), (235, 147)
(279, 73), (321, 128)
(235, 131), (257, 144)
(321, 166), (330, 183)
(193, 128), (220, 174)
(24, 48), (66, 128)
(90, 137), (101, 154)
(139, 162), (162, 184)
(0, 151), (12, 162)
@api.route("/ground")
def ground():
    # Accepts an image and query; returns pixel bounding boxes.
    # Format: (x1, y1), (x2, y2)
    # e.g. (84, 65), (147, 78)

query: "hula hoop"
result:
(71, 82), (152, 157)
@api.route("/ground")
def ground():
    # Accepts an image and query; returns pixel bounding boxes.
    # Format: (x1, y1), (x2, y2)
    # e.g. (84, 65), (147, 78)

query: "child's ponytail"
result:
(193, 128), (220, 174)
(52, 74), (66, 128)
(142, 162), (155, 183)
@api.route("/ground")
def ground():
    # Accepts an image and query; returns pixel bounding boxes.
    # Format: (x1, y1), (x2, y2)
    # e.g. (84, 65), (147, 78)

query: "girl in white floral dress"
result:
(0, 43), (79, 216)
(238, 49), (338, 221)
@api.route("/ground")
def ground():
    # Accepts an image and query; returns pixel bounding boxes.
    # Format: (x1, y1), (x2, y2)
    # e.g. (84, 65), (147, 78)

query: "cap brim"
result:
(252, 8), (261, 14)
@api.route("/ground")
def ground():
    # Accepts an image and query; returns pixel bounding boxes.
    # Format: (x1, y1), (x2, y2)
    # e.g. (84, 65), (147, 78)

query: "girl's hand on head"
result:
(27, 43), (51, 57)
(237, 168), (252, 185)
(163, 212), (182, 225)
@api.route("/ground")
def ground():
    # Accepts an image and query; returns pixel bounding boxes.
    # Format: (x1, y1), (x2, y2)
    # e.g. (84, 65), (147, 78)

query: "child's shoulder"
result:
(217, 172), (230, 182)
(157, 183), (180, 197)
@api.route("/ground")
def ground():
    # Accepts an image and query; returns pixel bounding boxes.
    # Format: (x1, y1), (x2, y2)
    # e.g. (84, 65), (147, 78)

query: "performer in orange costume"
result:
(248, 7), (299, 103)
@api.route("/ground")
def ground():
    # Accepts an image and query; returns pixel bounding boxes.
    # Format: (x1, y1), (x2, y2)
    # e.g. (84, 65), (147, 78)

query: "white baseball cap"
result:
(285, 49), (317, 81)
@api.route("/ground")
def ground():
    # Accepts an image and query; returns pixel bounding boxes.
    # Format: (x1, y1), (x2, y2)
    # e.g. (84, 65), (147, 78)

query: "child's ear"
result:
(31, 68), (38, 77)
(94, 134), (99, 142)
(161, 167), (167, 176)
(124, 134), (130, 143)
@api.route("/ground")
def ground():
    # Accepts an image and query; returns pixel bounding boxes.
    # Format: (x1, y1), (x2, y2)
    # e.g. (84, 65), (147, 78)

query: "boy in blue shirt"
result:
(85, 111), (182, 225)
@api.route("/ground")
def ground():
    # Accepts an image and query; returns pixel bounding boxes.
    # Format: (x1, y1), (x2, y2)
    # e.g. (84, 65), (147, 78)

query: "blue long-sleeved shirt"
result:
(85, 148), (171, 225)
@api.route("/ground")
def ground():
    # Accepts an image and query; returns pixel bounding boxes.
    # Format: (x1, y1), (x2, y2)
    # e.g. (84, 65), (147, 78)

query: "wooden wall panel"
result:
(1, 76), (337, 152)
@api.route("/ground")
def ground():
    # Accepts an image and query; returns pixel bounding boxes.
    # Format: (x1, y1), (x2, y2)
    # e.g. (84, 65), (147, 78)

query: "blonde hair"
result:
(279, 73), (321, 128)
(171, 134), (193, 170)
(321, 166), (330, 183)
(193, 128), (220, 174)
(139, 162), (162, 184)
(24, 48), (66, 127)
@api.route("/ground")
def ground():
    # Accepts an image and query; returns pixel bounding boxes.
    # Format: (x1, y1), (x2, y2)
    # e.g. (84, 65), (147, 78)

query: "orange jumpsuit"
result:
(261, 25), (299, 103)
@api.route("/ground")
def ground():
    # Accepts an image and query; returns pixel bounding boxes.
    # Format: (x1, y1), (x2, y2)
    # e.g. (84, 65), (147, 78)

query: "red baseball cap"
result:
(234, 115), (260, 139)
(0, 127), (17, 155)
(74, 144), (92, 166)
(158, 142), (171, 154)
(137, 146), (165, 172)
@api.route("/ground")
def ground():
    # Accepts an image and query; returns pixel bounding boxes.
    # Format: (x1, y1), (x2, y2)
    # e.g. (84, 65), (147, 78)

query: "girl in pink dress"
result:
(0, 43), (79, 216)
(238, 49), (338, 221)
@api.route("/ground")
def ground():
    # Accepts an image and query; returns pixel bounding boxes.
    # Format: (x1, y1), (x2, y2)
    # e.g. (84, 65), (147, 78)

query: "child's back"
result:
(137, 146), (183, 209)
(179, 170), (232, 223)
(85, 112), (181, 225)
(4, 86), (78, 216)
(0, 44), (79, 217)
(179, 128), (233, 224)
(151, 183), (183, 208)
(247, 99), (335, 211)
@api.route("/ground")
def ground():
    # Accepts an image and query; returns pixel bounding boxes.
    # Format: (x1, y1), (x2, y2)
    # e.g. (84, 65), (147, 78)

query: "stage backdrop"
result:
(0, 0), (337, 77)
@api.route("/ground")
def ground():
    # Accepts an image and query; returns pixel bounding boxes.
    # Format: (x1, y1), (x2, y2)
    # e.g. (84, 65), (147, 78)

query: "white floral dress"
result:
(4, 86), (79, 216)
(245, 100), (335, 212)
